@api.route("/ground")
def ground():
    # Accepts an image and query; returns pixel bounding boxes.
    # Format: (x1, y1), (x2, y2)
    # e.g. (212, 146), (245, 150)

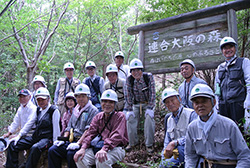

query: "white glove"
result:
(10, 135), (21, 146)
(126, 111), (135, 120)
(244, 94), (250, 110)
(53, 140), (65, 147)
(145, 109), (154, 118)
(66, 142), (80, 150)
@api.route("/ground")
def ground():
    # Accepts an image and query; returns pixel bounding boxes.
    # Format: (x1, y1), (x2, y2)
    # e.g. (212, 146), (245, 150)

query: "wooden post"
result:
(227, 9), (238, 43)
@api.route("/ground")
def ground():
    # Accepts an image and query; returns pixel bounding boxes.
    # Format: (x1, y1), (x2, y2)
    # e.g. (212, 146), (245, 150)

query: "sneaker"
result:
(146, 146), (154, 153)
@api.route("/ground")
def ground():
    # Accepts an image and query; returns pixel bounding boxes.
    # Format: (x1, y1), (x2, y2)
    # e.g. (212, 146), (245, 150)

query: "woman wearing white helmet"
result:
(74, 89), (128, 168)
(185, 84), (250, 168)
(214, 36), (250, 131)
(48, 84), (99, 168)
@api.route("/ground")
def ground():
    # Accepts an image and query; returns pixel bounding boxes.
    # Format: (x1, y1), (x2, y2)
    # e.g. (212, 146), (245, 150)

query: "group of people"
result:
(1, 36), (250, 168)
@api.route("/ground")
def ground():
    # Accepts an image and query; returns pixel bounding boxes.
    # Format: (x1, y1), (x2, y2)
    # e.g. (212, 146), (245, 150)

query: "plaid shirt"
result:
(124, 73), (156, 111)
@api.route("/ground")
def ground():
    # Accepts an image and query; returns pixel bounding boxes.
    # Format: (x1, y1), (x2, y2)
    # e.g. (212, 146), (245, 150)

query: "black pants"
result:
(6, 136), (51, 168)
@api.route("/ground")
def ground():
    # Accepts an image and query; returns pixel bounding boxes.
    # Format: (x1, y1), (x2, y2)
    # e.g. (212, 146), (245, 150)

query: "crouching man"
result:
(185, 84), (250, 168)
(6, 87), (60, 168)
(160, 88), (197, 168)
(74, 89), (128, 168)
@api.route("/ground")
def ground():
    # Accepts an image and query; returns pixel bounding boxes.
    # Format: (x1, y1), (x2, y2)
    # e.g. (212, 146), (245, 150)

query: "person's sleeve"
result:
(99, 77), (105, 94)
(19, 106), (37, 136)
(147, 74), (156, 110)
(85, 107), (99, 130)
(8, 108), (21, 133)
(65, 114), (73, 132)
(243, 58), (250, 95)
(230, 122), (250, 167)
(54, 80), (60, 104)
(162, 131), (171, 158)
(123, 77), (133, 111)
(52, 109), (61, 142)
(214, 67), (220, 110)
(185, 125), (199, 168)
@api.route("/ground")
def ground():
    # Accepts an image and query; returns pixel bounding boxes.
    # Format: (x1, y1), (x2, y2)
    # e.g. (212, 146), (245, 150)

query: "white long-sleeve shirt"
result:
(8, 100), (37, 136)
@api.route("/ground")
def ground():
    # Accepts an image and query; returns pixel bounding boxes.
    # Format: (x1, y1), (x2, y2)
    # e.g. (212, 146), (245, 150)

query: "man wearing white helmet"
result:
(54, 62), (80, 115)
(48, 84), (99, 168)
(160, 88), (197, 168)
(6, 87), (61, 168)
(104, 64), (126, 111)
(74, 89), (128, 168)
(185, 84), (250, 168)
(214, 36), (250, 131)
(31, 75), (47, 106)
(124, 58), (156, 153)
(114, 51), (130, 80)
(179, 59), (207, 109)
(83, 60), (105, 112)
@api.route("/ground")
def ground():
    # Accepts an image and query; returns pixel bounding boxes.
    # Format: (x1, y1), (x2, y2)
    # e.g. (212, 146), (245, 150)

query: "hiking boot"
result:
(146, 146), (154, 153)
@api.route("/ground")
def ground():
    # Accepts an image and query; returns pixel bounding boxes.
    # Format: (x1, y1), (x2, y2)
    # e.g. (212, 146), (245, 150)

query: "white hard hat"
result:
(32, 75), (46, 87)
(106, 64), (118, 75)
(101, 89), (118, 102)
(0, 137), (9, 152)
(65, 92), (75, 100)
(129, 58), (144, 70)
(114, 51), (124, 58)
(64, 62), (75, 70)
(74, 84), (90, 96)
(162, 88), (179, 103)
(179, 59), (196, 70)
(35, 87), (50, 99)
(190, 84), (215, 101)
(85, 61), (96, 69)
(220, 37), (237, 50)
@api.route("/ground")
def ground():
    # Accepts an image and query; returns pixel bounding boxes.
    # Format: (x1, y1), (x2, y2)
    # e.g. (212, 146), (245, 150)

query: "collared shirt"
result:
(178, 75), (207, 109)
(8, 100), (37, 136)
(81, 111), (128, 152)
(117, 64), (130, 80)
(185, 113), (250, 167)
(163, 106), (197, 153)
(124, 73), (156, 111)
(82, 74), (105, 94)
(38, 104), (61, 142)
(65, 102), (98, 137)
(60, 109), (73, 136)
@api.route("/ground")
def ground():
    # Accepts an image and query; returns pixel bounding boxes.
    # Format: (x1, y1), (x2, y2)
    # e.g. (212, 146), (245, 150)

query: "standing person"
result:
(214, 36), (250, 128)
(74, 89), (128, 168)
(160, 88), (197, 168)
(178, 59), (207, 109)
(83, 60), (105, 112)
(124, 58), (155, 153)
(31, 75), (47, 106)
(114, 51), (130, 80)
(48, 84), (99, 168)
(104, 64), (125, 111)
(60, 92), (77, 136)
(185, 84), (250, 168)
(54, 62), (80, 115)
(6, 87), (61, 168)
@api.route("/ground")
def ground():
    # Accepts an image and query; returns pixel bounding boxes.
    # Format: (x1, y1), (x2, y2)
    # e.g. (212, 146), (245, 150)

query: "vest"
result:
(105, 78), (125, 111)
(85, 76), (101, 105)
(58, 77), (80, 105)
(167, 107), (193, 141)
(32, 105), (57, 141)
(218, 57), (246, 103)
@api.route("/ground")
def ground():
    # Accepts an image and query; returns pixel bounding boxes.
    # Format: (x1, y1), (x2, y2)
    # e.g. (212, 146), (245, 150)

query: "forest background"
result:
(0, 0), (249, 166)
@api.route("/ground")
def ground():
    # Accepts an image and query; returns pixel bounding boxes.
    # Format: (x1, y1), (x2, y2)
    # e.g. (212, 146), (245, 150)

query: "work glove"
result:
(145, 109), (154, 118)
(126, 111), (135, 120)
(10, 134), (21, 146)
(244, 94), (250, 110)
(66, 142), (80, 150)
(53, 140), (65, 147)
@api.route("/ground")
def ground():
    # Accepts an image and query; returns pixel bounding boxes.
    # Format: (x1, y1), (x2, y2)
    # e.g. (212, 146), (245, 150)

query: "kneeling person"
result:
(160, 88), (197, 168)
(185, 84), (250, 168)
(6, 87), (60, 168)
(74, 89), (128, 168)
(48, 84), (99, 168)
